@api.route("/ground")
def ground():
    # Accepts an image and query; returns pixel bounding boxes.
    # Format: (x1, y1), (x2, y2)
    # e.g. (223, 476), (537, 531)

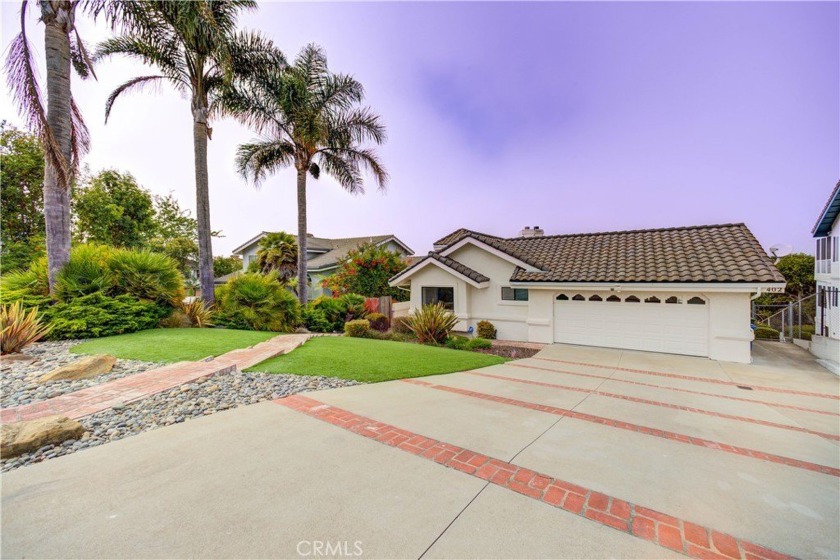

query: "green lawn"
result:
(245, 336), (506, 382)
(70, 328), (277, 363)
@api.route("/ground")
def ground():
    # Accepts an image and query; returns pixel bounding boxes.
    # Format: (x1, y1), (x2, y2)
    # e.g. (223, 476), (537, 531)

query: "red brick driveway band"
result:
(510, 362), (840, 417)
(466, 371), (840, 442)
(533, 357), (840, 400)
(402, 379), (840, 477)
(276, 394), (793, 560)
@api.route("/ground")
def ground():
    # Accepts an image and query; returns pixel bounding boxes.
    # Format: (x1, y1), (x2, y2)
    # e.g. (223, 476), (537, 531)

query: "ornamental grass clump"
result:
(0, 302), (52, 354)
(406, 303), (458, 345)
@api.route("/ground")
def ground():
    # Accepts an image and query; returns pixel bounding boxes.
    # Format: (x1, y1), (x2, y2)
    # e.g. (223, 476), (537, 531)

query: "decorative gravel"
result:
(1, 370), (359, 472)
(1, 341), (161, 409)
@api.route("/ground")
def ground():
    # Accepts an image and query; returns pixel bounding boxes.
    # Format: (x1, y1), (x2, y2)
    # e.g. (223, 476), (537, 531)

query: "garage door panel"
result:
(553, 293), (709, 357)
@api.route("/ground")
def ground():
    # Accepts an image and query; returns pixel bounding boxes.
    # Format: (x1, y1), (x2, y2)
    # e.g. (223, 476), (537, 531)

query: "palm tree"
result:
(4, 0), (98, 293)
(95, 1), (282, 305)
(226, 44), (388, 304)
(254, 231), (297, 281)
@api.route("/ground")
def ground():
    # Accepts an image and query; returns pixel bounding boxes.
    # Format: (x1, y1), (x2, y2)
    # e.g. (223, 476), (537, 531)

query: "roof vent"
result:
(519, 226), (544, 237)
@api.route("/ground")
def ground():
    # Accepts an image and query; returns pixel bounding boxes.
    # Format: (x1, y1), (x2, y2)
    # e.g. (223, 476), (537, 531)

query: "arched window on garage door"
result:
(572, 294), (585, 301)
(645, 296), (660, 303)
(625, 295), (640, 302)
(606, 295), (621, 302)
(556, 294), (569, 300)
(665, 296), (681, 304)
(589, 294), (603, 301)
(687, 297), (706, 305)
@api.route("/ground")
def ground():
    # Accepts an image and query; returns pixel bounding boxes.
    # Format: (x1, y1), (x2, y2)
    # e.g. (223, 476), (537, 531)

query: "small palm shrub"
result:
(0, 302), (52, 354)
(406, 303), (458, 345)
(302, 306), (334, 333)
(215, 273), (301, 332)
(344, 319), (370, 338)
(1, 257), (50, 305)
(55, 244), (113, 300)
(367, 313), (389, 332)
(340, 293), (368, 322)
(109, 249), (185, 304)
(477, 320), (497, 339)
(42, 293), (169, 340)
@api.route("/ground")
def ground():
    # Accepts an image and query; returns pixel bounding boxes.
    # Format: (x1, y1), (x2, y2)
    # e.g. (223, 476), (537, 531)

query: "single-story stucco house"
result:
(220, 232), (413, 299)
(389, 224), (785, 363)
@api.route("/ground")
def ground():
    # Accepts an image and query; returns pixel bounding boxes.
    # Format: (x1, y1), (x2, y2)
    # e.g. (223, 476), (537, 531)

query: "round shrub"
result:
(42, 292), (169, 340)
(367, 312), (389, 332)
(309, 296), (348, 331)
(302, 306), (334, 333)
(108, 248), (185, 304)
(468, 337), (493, 350)
(477, 320), (497, 340)
(753, 325), (780, 340)
(344, 319), (370, 338)
(215, 273), (300, 332)
(445, 335), (469, 350)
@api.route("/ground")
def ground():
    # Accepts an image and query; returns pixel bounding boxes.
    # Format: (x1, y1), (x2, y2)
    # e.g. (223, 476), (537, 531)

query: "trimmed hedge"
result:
(753, 325), (780, 340)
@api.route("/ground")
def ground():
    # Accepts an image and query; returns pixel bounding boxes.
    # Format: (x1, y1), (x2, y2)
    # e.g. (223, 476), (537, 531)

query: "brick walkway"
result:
(0, 334), (310, 424)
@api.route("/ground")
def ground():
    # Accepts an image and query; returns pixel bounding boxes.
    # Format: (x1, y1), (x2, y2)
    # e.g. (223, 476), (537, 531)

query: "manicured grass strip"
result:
(246, 336), (506, 382)
(70, 328), (276, 363)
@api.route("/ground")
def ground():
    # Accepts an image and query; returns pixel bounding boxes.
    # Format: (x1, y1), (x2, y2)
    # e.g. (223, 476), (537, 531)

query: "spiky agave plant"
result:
(0, 301), (52, 354)
(405, 303), (458, 345)
(179, 298), (214, 328)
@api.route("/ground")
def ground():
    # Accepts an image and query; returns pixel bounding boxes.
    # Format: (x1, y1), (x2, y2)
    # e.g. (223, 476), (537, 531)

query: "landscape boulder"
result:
(1, 415), (86, 458)
(39, 354), (116, 382)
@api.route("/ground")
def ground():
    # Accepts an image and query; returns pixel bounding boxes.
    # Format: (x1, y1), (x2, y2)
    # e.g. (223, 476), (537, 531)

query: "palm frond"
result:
(4, 0), (71, 183)
(235, 140), (296, 186)
(70, 29), (97, 80)
(70, 96), (91, 169)
(105, 75), (165, 122)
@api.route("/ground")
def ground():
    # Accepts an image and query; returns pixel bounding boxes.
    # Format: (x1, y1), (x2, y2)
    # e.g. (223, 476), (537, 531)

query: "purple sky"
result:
(1, 1), (837, 257)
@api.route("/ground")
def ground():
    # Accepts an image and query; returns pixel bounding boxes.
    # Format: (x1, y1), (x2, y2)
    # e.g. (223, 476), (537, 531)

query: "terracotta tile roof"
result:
(394, 253), (489, 284)
(436, 224), (784, 284)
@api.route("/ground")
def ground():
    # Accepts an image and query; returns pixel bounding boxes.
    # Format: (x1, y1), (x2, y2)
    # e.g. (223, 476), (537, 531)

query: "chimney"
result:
(519, 225), (545, 238)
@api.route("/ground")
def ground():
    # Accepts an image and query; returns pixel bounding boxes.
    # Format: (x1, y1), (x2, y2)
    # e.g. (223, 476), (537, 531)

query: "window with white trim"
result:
(501, 287), (529, 301)
(422, 287), (454, 310)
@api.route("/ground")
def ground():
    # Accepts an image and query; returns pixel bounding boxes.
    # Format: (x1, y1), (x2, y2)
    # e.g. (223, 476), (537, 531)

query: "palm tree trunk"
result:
(296, 167), (308, 305)
(192, 100), (215, 305)
(41, 3), (74, 294)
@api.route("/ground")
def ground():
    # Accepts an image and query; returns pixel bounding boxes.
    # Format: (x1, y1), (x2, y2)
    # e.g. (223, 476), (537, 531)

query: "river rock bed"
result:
(1, 341), (160, 409)
(1, 370), (359, 472)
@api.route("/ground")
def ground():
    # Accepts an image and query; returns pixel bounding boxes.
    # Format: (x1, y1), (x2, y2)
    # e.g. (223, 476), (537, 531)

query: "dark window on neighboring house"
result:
(606, 295), (621, 302)
(687, 297), (706, 305)
(501, 287), (529, 301)
(556, 294), (569, 301)
(422, 287), (454, 310)
(625, 295), (640, 302)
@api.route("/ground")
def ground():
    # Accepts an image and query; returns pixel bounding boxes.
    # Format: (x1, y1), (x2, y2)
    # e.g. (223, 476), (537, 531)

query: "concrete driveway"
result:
(3, 342), (838, 559)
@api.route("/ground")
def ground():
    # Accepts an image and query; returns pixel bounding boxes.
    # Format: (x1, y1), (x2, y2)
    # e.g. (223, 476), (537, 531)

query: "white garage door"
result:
(553, 292), (709, 357)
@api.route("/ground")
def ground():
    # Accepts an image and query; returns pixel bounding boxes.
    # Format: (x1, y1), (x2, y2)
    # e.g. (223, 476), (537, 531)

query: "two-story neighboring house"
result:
(221, 232), (413, 300)
(812, 181), (840, 365)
